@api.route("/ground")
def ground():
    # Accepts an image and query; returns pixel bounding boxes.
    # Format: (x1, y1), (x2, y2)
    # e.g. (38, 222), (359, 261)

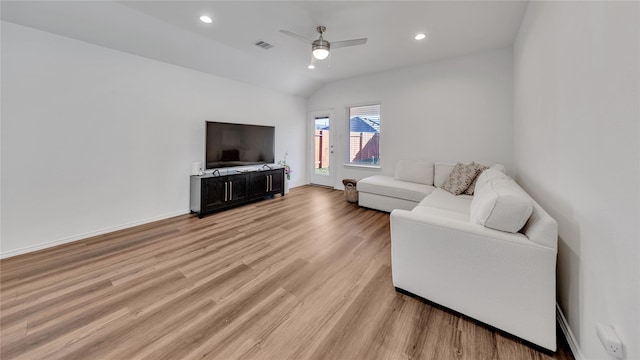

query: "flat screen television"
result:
(205, 121), (275, 169)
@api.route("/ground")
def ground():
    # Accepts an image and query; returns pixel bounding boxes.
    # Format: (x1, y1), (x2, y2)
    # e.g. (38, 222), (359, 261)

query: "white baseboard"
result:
(557, 302), (585, 360)
(0, 209), (190, 259)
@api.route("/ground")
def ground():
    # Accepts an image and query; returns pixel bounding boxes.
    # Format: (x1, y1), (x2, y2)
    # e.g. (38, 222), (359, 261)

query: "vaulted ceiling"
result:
(1, 1), (528, 97)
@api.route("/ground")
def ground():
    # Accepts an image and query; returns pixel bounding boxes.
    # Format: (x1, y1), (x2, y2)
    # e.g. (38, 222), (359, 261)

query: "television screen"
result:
(205, 121), (275, 169)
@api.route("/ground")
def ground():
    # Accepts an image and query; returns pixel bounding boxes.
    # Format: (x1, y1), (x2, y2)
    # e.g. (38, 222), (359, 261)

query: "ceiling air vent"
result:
(254, 40), (274, 50)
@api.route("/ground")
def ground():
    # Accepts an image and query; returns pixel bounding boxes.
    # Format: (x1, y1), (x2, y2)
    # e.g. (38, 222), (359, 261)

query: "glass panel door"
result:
(310, 112), (334, 187)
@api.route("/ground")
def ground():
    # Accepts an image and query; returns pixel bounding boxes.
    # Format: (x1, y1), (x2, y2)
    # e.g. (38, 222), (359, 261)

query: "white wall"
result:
(514, 2), (639, 359)
(307, 48), (514, 188)
(1, 22), (307, 258)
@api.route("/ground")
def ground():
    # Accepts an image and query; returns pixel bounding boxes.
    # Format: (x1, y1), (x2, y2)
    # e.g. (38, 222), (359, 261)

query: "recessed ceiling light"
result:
(308, 64), (315, 70)
(414, 33), (426, 40)
(200, 15), (213, 24)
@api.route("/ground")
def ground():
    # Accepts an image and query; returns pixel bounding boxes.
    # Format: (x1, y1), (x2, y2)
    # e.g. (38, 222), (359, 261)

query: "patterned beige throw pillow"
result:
(464, 162), (490, 195)
(442, 162), (481, 195)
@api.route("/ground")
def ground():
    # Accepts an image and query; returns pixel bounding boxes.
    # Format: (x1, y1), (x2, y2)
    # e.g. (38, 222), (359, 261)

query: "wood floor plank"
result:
(14, 308), (132, 360)
(307, 264), (396, 360)
(454, 316), (499, 360)
(183, 287), (300, 360)
(0, 186), (574, 360)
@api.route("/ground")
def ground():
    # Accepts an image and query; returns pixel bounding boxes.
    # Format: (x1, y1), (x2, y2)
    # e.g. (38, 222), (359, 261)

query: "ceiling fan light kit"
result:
(280, 25), (367, 65)
(311, 25), (330, 60)
(312, 41), (330, 60)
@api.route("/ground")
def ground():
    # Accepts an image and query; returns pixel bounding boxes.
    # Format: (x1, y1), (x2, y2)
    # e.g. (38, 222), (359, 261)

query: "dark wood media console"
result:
(190, 167), (285, 218)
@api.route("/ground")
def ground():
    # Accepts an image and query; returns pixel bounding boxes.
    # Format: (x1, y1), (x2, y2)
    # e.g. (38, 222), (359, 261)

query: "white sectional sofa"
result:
(357, 161), (558, 351)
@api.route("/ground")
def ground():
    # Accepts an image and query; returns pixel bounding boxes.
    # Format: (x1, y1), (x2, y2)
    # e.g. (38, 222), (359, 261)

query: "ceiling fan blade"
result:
(279, 30), (313, 44)
(331, 38), (368, 49)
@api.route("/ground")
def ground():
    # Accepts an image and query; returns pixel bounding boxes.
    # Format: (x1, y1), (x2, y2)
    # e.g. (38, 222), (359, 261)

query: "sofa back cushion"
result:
(395, 160), (434, 185)
(470, 178), (533, 233)
(434, 162), (456, 187)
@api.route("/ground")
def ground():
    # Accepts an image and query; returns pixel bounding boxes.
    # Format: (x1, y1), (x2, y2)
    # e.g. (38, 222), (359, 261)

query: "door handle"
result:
(224, 181), (228, 201)
(269, 175), (273, 191)
(229, 181), (233, 200)
(266, 176), (269, 191)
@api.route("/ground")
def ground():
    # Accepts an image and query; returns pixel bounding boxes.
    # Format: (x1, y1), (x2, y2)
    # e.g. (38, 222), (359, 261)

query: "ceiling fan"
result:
(280, 26), (367, 61)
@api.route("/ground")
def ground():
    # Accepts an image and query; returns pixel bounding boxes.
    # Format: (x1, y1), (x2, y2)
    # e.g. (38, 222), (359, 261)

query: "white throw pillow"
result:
(474, 165), (509, 192)
(490, 163), (506, 173)
(434, 162), (456, 188)
(394, 160), (434, 185)
(470, 178), (533, 233)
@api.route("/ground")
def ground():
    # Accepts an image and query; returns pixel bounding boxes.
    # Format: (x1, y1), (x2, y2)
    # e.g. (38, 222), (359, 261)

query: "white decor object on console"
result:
(191, 162), (204, 176)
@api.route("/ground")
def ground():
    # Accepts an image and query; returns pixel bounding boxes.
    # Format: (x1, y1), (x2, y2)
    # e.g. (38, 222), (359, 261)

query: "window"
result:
(347, 104), (380, 166)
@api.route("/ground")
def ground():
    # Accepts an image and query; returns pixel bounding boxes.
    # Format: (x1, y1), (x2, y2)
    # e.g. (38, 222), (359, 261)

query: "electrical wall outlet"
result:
(597, 323), (624, 359)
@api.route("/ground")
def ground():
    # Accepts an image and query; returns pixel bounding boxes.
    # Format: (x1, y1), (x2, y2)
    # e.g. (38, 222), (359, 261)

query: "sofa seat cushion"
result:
(417, 188), (473, 215)
(357, 175), (435, 202)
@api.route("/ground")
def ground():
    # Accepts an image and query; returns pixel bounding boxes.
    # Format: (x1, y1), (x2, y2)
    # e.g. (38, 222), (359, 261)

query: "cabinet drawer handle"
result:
(224, 182), (228, 201)
(266, 177), (269, 192)
(230, 181), (233, 200)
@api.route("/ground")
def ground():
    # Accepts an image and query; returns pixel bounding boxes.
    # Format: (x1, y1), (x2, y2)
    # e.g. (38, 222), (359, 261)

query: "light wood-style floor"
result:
(1, 185), (574, 360)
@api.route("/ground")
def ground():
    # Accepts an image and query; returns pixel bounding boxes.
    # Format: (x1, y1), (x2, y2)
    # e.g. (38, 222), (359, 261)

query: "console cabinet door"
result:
(248, 171), (269, 197)
(201, 177), (228, 211)
(228, 174), (248, 203)
(268, 170), (284, 194)
(248, 169), (284, 196)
